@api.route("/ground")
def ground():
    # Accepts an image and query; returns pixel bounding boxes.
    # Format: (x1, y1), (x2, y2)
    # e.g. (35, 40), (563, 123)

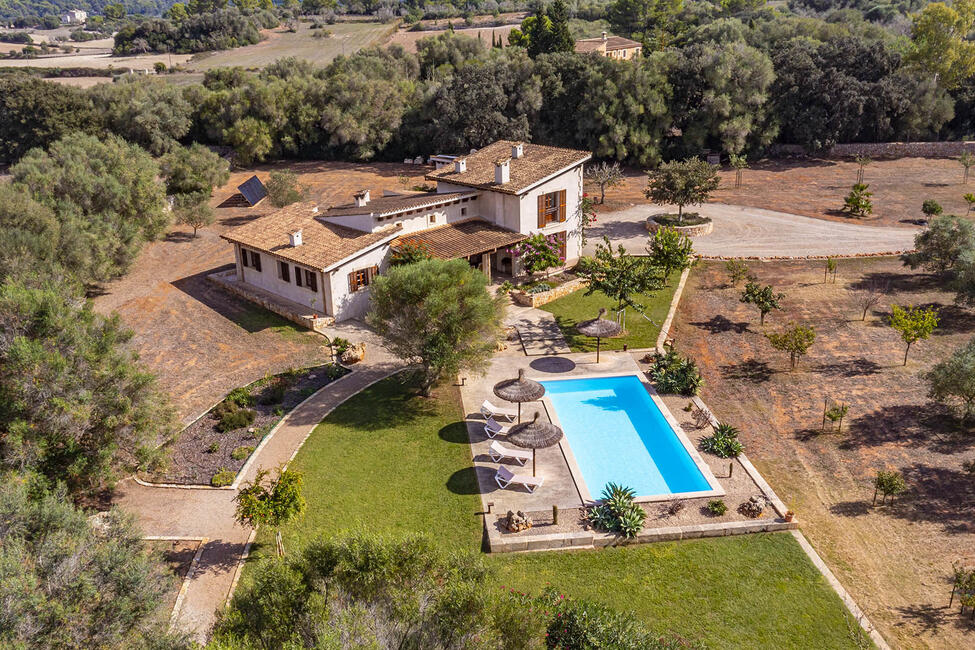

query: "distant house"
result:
(574, 31), (642, 60)
(220, 140), (591, 323)
(60, 9), (87, 24)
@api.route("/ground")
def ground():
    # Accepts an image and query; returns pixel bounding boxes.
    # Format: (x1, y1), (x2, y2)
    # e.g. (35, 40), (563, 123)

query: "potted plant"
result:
(784, 498), (796, 522)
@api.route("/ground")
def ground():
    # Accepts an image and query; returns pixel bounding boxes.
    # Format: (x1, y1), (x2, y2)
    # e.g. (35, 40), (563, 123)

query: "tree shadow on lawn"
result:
(827, 500), (872, 517)
(438, 421), (470, 444)
(323, 381), (435, 432)
(847, 271), (945, 294)
(893, 603), (971, 636)
(931, 303), (975, 335)
(811, 357), (882, 378)
(720, 359), (775, 384)
(841, 403), (967, 452)
(446, 467), (482, 495)
(691, 314), (750, 335)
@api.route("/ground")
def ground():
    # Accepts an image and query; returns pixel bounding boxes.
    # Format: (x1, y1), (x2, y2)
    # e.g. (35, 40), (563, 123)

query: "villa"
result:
(574, 32), (643, 60)
(219, 140), (591, 324)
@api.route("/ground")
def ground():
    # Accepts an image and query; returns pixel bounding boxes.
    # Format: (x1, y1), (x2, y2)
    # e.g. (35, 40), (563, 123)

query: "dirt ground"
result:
(594, 157), (975, 228)
(670, 257), (975, 649)
(146, 538), (201, 616)
(389, 23), (517, 52)
(91, 160), (427, 423)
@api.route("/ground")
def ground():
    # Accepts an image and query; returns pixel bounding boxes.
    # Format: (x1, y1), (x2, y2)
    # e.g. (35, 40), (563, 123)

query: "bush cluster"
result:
(213, 399), (256, 433)
(647, 349), (704, 396)
(585, 483), (647, 539)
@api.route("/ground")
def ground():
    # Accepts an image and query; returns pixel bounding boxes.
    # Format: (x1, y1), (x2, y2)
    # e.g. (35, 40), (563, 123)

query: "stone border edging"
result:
(655, 266), (692, 353)
(647, 217), (714, 237)
(143, 535), (208, 630)
(488, 518), (798, 553)
(699, 250), (912, 261)
(791, 530), (891, 650)
(133, 364), (354, 491)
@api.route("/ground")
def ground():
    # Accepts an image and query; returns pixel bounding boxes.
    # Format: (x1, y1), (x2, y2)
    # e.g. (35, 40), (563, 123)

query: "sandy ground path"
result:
(587, 203), (919, 258)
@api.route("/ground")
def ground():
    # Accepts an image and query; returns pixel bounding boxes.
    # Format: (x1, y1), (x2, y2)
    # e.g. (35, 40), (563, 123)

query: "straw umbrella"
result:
(493, 368), (545, 422)
(576, 308), (622, 363)
(507, 412), (563, 476)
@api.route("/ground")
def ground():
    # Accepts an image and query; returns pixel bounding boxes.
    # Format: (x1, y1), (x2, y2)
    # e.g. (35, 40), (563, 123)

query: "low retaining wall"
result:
(207, 270), (335, 332)
(771, 141), (975, 160)
(488, 517), (798, 553)
(646, 217), (713, 237)
(511, 277), (588, 308)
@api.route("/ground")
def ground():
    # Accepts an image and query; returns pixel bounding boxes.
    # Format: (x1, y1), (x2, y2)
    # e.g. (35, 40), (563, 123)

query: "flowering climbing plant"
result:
(510, 233), (563, 276)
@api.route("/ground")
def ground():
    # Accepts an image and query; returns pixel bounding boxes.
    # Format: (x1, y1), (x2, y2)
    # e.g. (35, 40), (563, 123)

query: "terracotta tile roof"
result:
(221, 201), (399, 270)
(393, 219), (526, 259)
(425, 141), (591, 195)
(574, 39), (606, 54)
(324, 190), (478, 217)
(575, 35), (642, 52)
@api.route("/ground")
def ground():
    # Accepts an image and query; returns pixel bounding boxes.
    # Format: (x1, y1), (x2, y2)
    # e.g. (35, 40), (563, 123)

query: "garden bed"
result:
(509, 271), (585, 307)
(144, 363), (348, 486)
(647, 212), (713, 236)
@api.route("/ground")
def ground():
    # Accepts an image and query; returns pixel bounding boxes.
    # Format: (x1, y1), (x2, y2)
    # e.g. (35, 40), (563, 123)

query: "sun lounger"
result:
(480, 399), (516, 422)
(488, 440), (530, 465)
(494, 465), (544, 493)
(483, 416), (509, 439)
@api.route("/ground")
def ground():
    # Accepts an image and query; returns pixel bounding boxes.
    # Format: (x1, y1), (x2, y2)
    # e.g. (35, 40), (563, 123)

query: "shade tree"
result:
(160, 142), (231, 197)
(645, 158), (720, 223)
(924, 337), (975, 426)
(901, 215), (975, 274)
(368, 258), (504, 396)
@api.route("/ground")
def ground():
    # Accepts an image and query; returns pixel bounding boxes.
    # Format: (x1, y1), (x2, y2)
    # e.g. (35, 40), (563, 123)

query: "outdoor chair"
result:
(484, 416), (510, 439)
(480, 399), (517, 422)
(494, 465), (544, 493)
(488, 440), (530, 465)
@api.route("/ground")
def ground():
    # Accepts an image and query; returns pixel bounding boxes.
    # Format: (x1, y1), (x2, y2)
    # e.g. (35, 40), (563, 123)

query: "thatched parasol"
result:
(493, 368), (545, 422)
(576, 308), (622, 362)
(507, 412), (564, 476)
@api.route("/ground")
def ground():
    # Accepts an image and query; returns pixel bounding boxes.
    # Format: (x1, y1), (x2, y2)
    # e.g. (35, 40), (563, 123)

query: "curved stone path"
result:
(115, 354), (402, 642)
(585, 203), (919, 258)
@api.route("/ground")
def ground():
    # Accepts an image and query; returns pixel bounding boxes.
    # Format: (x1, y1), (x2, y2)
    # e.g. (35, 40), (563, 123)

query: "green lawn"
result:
(246, 377), (861, 648)
(541, 281), (679, 352)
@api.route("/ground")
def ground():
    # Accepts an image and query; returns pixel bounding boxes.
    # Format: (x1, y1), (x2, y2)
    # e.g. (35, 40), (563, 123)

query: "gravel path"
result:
(586, 203), (919, 259)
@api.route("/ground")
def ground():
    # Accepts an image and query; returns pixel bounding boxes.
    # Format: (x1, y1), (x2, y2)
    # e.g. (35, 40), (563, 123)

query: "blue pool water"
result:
(541, 375), (712, 498)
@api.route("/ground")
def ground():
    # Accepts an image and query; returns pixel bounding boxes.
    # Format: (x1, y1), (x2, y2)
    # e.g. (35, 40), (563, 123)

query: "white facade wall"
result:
(236, 245), (329, 315)
(327, 245), (390, 321)
(325, 197), (478, 235)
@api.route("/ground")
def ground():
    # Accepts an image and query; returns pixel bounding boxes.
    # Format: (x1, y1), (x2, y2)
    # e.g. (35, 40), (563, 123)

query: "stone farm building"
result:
(574, 32), (643, 60)
(219, 140), (591, 326)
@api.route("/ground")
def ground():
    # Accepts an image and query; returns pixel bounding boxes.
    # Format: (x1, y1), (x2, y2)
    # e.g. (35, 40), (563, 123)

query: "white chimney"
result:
(602, 31), (608, 41)
(454, 158), (467, 173)
(511, 142), (524, 159)
(495, 157), (510, 185)
(354, 189), (370, 207)
(289, 230), (303, 247)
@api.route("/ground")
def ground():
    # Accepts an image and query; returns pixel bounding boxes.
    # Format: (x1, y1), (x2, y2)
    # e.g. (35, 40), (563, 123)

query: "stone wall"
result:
(770, 141), (975, 160)
(511, 277), (588, 308)
(646, 217), (713, 237)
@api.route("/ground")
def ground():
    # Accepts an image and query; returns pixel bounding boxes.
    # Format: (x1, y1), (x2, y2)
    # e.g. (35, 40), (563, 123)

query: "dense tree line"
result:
(113, 7), (276, 54)
(0, 0), (172, 22)
(2, 2), (974, 169)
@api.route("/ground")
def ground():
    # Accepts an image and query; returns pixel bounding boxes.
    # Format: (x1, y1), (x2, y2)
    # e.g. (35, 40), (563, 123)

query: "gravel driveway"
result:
(586, 203), (919, 258)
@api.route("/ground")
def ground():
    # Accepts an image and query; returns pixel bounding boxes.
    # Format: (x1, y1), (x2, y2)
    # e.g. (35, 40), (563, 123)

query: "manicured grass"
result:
(541, 281), (679, 352)
(246, 377), (862, 648)
(232, 303), (319, 345)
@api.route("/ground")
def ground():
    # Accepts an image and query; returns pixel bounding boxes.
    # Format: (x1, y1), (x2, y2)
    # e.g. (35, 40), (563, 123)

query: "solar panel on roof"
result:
(238, 175), (268, 207)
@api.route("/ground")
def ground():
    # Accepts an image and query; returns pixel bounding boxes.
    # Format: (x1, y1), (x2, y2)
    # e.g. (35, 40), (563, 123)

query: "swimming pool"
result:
(541, 374), (720, 501)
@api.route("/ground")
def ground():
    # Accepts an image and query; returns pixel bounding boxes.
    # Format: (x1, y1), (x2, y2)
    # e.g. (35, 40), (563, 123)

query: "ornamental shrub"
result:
(511, 232), (563, 276)
(584, 482), (646, 538)
(700, 422), (744, 458)
(215, 403), (256, 433)
(646, 349), (704, 396)
(707, 499), (728, 516)
(211, 468), (236, 487)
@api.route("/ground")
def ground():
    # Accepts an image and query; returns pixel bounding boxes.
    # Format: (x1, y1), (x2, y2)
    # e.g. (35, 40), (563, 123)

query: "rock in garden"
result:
(340, 342), (366, 364)
(738, 495), (769, 518)
(503, 509), (533, 533)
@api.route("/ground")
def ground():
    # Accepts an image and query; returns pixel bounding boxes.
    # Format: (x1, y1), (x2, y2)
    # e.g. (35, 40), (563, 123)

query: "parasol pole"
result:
(596, 337), (601, 363)
(533, 448), (537, 476)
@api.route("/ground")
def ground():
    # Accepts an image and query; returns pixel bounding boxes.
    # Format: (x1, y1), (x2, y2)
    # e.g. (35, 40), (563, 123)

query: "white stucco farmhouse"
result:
(219, 140), (591, 324)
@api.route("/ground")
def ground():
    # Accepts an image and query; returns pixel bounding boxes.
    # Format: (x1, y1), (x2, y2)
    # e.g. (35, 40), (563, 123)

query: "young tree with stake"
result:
(577, 237), (661, 318)
(234, 466), (306, 557)
(765, 322), (816, 370)
(646, 226), (694, 285)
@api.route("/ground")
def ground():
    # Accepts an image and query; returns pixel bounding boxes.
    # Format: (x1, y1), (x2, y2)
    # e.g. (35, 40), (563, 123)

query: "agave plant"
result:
(700, 422), (744, 458)
(616, 505), (646, 539)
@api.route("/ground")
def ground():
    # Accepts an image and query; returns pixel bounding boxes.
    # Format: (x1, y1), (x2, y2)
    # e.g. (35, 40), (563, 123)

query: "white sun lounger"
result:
(484, 416), (509, 439)
(488, 440), (530, 465)
(494, 465), (544, 493)
(480, 399), (516, 422)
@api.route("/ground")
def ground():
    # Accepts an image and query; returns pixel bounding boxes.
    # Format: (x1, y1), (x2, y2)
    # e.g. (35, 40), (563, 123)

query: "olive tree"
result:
(368, 258), (504, 396)
(889, 304), (939, 365)
(901, 215), (975, 274)
(645, 158), (720, 223)
(923, 337), (975, 426)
